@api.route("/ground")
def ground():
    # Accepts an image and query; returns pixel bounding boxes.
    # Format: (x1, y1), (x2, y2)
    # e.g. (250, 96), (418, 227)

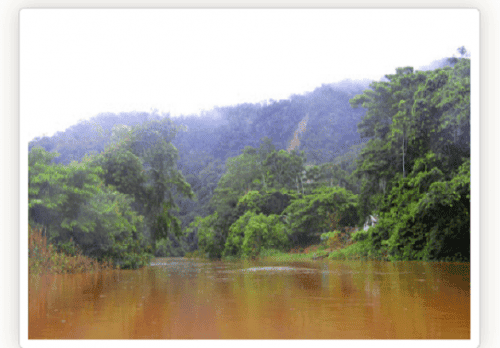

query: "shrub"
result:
(354, 157), (470, 261)
(29, 225), (114, 275)
(321, 230), (354, 250)
(104, 233), (152, 269)
(223, 212), (290, 258)
(328, 238), (373, 260)
(191, 213), (227, 259)
(282, 186), (358, 244)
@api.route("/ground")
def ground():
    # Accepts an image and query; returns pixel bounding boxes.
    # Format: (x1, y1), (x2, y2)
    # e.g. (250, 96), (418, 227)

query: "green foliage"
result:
(175, 155), (224, 230)
(263, 149), (305, 191)
(188, 213), (226, 259)
(209, 143), (273, 230)
(105, 232), (152, 269)
(96, 146), (146, 199)
(28, 135), (192, 268)
(29, 148), (153, 268)
(301, 162), (359, 194)
(320, 231), (342, 249)
(320, 230), (355, 250)
(343, 50), (471, 262)
(196, 161), (358, 259)
(29, 146), (60, 168)
(328, 238), (372, 260)
(351, 228), (369, 242)
(297, 84), (368, 164)
(28, 52), (471, 262)
(194, 185), (296, 259)
(29, 82), (370, 255)
(101, 118), (195, 255)
(29, 148), (105, 236)
(237, 190), (262, 213)
(200, 141), (304, 254)
(352, 54), (471, 219)
(29, 226), (115, 275)
(257, 248), (283, 257)
(155, 203), (182, 239)
(56, 239), (79, 257)
(223, 212), (289, 259)
(413, 160), (470, 261)
(360, 156), (470, 261)
(236, 189), (293, 216)
(154, 236), (186, 257)
(320, 231), (341, 240)
(282, 186), (358, 245)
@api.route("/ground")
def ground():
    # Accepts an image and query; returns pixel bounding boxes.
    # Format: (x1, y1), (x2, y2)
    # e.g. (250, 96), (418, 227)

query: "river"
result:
(29, 257), (470, 339)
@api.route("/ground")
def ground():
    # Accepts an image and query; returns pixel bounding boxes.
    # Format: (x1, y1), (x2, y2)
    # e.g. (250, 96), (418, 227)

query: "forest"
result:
(28, 50), (471, 269)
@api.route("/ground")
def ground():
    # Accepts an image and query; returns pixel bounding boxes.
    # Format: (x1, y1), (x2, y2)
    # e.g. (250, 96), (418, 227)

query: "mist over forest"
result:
(28, 51), (470, 266)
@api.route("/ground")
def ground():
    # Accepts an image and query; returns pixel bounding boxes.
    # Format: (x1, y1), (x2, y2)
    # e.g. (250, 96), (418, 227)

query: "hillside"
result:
(29, 80), (371, 239)
(29, 80), (370, 165)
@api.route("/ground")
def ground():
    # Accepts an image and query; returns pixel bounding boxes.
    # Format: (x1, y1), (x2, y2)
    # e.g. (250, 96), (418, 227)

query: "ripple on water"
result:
(240, 266), (317, 273)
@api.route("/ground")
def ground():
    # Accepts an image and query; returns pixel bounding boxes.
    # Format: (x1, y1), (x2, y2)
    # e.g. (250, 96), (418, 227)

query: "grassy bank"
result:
(184, 229), (381, 262)
(259, 242), (373, 262)
(260, 232), (383, 262)
(29, 226), (115, 275)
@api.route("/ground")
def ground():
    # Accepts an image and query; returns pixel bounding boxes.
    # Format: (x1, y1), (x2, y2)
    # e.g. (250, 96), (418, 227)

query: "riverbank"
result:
(29, 226), (115, 275)
(184, 231), (379, 263)
(257, 227), (386, 262)
(258, 240), (374, 262)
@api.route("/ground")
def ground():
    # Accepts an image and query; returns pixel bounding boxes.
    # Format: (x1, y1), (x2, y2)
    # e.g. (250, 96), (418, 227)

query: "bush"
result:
(320, 231), (341, 249)
(56, 238), (80, 256)
(29, 225), (114, 274)
(191, 213), (227, 259)
(321, 230), (354, 250)
(351, 229), (369, 242)
(154, 236), (185, 257)
(328, 238), (373, 260)
(354, 157), (470, 261)
(258, 248), (283, 257)
(282, 186), (358, 244)
(223, 212), (290, 258)
(104, 233), (152, 269)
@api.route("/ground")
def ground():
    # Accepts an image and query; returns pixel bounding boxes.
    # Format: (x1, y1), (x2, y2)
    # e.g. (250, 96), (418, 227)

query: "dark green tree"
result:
(282, 186), (358, 246)
(28, 147), (151, 268)
(127, 119), (195, 255)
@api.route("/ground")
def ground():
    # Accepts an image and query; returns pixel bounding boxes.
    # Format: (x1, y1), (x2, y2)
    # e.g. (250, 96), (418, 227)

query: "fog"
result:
(21, 9), (478, 141)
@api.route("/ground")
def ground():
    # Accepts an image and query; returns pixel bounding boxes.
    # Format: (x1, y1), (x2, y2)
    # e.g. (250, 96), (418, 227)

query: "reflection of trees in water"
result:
(339, 264), (356, 298)
(321, 263), (329, 289)
(293, 272), (322, 292)
(29, 260), (471, 339)
(232, 271), (304, 338)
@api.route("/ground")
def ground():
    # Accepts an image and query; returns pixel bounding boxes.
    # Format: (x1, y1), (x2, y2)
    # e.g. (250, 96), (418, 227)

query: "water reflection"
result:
(29, 258), (470, 339)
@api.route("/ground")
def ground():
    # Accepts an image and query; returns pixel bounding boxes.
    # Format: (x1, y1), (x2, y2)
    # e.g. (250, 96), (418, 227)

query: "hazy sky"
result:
(20, 9), (478, 141)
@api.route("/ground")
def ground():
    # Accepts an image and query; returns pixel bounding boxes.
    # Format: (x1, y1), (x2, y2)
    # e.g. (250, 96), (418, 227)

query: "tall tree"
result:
(127, 118), (195, 254)
(28, 147), (151, 267)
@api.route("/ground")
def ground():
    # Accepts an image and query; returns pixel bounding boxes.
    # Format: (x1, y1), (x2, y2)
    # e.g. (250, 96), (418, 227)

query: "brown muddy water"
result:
(29, 258), (470, 339)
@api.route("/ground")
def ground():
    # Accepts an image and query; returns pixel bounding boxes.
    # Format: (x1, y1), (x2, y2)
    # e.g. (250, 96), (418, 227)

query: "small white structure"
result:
(363, 215), (378, 231)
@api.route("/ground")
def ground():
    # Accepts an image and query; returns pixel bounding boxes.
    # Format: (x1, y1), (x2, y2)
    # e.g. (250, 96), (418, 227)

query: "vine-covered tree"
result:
(347, 47), (471, 261)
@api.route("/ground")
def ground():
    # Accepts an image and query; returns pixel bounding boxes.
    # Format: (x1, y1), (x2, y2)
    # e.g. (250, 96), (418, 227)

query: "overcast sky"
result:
(20, 9), (478, 141)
